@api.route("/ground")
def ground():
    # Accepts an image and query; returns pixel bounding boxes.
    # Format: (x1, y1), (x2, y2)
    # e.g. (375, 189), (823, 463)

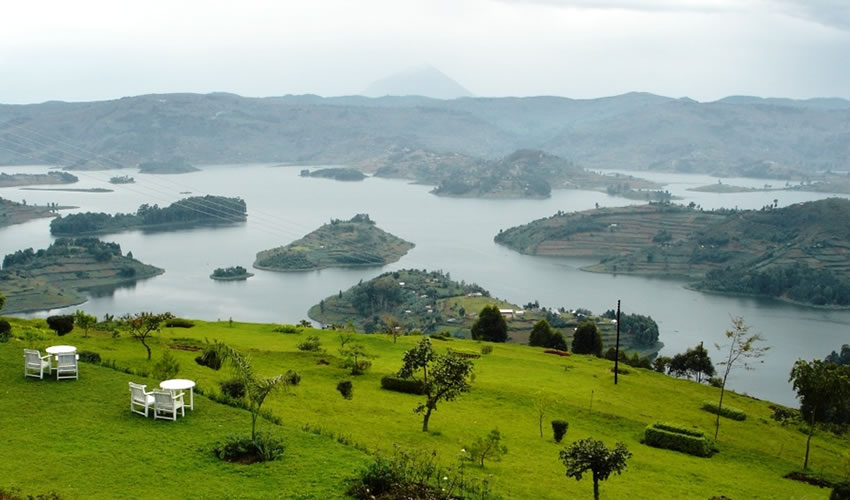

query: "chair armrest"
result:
(40, 354), (50, 360)
(174, 392), (185, 402)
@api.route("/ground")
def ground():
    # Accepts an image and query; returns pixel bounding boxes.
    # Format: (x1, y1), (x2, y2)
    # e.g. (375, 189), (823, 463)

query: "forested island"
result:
(49, 195), (247, 235)
(0, 171), (77, 187)
(138, 158), (199, 174)
(300, 167), (366, 181)
(109, 175), (135, 184)
(0, 197), (72, 227)
(0, 238), (163, 313)
(254, 214), (414, 271)
(210, 266), (254, 280)
(308, 269), (662, 356)
(496, 198), (850, 307)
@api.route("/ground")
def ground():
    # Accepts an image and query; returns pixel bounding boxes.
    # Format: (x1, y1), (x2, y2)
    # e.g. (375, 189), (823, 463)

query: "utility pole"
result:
(614, 299), (621, 385)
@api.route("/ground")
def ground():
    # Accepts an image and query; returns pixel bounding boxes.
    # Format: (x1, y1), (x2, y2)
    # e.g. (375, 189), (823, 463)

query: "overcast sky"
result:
(1, 0), (849, 104)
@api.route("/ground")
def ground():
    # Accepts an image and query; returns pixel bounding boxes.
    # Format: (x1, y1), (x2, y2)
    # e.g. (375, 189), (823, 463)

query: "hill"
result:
(254, 214), (414, 271)
(495, 199), (850, 307)
(0, 318), (845, 499)
(361, 65), (473, 99)
(0, 238), (163, 313)
(300, 167), (366, 181)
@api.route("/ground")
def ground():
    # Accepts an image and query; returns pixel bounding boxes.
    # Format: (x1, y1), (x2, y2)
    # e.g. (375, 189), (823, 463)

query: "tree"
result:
(46, 315), (75, 336)
(462, 429), (508, 467)
(789, 359), (850, 469)
(652, 356), (672, 373)
(470, 305), (508, 343)
(713, 317), (769, 440)
(383, 315), (403, 343)
(120, 312), (174, 360)
(534, 390), (557, 438)
(826, 344), (850, 366)
(560, 438), (632, 500)
(218, 343), (290, 440)
(340, 343), (375, 375)
(399, 337), (435, 383)
(668, 344), (715, 382)
(572, 321), (602, 356)
(298, 319), (312, 328)
(529, 319), (567, 350)
(398, 345), (473, 432)
(73, 310), (97, 338)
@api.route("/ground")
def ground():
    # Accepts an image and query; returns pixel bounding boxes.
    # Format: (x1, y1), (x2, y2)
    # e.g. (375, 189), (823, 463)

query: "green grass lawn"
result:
(2, 316), (847, 499)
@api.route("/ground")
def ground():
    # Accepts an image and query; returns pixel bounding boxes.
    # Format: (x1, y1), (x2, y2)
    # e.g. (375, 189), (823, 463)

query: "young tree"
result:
(789, 359), (850, 469)
(529, 319), (555, 347)
(572, 321), (602, 357)
(398, 344), (473, 432)
(534, 390), (557, 438)
(470, 305), (508, 343)
(713, 317), (769, 440)
(120, 312), (174, 360)
(462, 429), (508, 467)
(298, 319), (312, 328)
(560, 438), (632, 500)
(73, 310), (97, 338)
(668, 344), (715, 382)
(338, 332), (355, 351)
(340, 343), (376, 375)
(383, 315), (403, 343)
(399, 337), (435, 383)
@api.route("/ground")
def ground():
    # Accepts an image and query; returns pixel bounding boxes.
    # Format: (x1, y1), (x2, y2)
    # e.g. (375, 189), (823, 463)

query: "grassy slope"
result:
(2, 317), (845, 499)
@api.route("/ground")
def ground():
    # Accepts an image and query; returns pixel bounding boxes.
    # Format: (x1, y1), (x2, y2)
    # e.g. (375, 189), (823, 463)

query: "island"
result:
(138, 158), (199, 174)
(0, 197), (73, 227)
(210, 266), (254, 281)
(254, 214), (414, 272)
(495, 198), (850, 307)
(0, 238), (163, 314)
(308, 269), (662, 356)
(0, 171), (78, 188)
(49, 195), (247, 235)
(688, 182), (759, 193)
(20, 187), (113, 193)
(109, 175), (135, 184)
(300, 167), (366, 181)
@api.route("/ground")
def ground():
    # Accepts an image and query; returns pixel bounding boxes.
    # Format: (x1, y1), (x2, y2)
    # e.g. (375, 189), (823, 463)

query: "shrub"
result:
(481, 344), (493, 355)
(337, 380), (353, 400)
(152, 350), (180, 380)
(381, 376), (426, 395)
(46, 315), (75, 336)
(449, 350), (481, 359)
(644, 422), (712, 457)
(195, 344), (223, 370)
(832, 481), (850, 500)
(611, 366), (631, 375)
(213, 433), (284, 464)
(430, 332), (453, 341)
(284, 369), (301, 386)
(297, 335), (322, 352)
(273, 325), (299, 334)
(708, 377), (723, 388)
(220, 379), (247, 399)
(0, 488), (62, 500)
(164, 317), (195, 328)
(77, 350), (101, 363)
(462, 429), (508, 467)
(0, 319), (10, 343)
(350, 360), (372, 375)
(702, 401), (747, 421)
(552, 420), (569, 443)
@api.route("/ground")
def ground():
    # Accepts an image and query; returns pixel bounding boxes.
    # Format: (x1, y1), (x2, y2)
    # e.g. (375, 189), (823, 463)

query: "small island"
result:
(254, 214), (414, 271)
(0, 197), (73, 227)
(300, 167), (366, 181)
(20, 187), (113, 193)
(210, 266), (254, 281)
(688, 183), (758, 193)
(0, 171), (78, 188)
(138, 158), (200, 174)
(109, 175), (135, 184)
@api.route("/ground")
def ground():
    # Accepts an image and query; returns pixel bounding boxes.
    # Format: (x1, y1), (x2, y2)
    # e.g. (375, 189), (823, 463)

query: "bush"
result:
(297, 335), (322, 352)
(552, 420), (569, 443)
(195, 344), (223, 370)
(702, 401), (747, 421)
(381, 376), (426, 395)
(644, 422), (712, 457)
(284, 369), (301, 386)
(0, 488), (62, 500)
(350, 360), (372, 376)
(337, 380), (353, 400)
(611, 366), (631, 375)
(481, 345), (493, 355)
(0, 319), (10, 342)
(449, 349), (480, 359)
(164, 317), (195, 328)
(832, 481), (850, 500)
(273, 325), (299, 334)
(46, 315), (75, 336)
(429, 332), (453, 341)
(220, 379), (247, 399)
(213, 433), (284, 464)
(152, 350), (180, 380)
(77, 350), (101, 363)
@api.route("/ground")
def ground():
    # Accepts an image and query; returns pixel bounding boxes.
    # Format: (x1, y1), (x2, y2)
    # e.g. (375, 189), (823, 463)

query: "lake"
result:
(1, 163), (849, 406)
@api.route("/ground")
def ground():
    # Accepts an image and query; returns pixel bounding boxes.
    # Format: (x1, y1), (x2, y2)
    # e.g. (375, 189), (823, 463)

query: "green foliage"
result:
(399, 345), (475, 432)
(220, 379), (247, 399)
(832, 481), (850, 500)
(398, 337), (435, 383)
(212, 266), (249, 278)
(213, 433), (284, 464)
(0, 292), (5, 311)
(471, 305), (508, 343)
(164, 317), (195, 328)
(340, 343), (375, 375)
(572, 321), (602, 357)
(528, 319), (567, 350)
(284, 369), (301, 386)
(0, 487), (62, 500)
(560, 438), (631, 500)
(73, 310), (97, 338)
(0, 319), (10, 342)
(152, 350), (180, 380)
(826, 345), (850, 366)
(462, 429), (508, 467)
(297, 335), (323, 352)
(602, 310), (660, 347)
(702, 262), (850, 306)
(120, 312), (174, 360)
(381, 376), (427, 395)
(481, 344), (493, 355)
(195, 341), (225, 370)
(274, 324), (300, 334)
(77, 351), (101, 363)
(46, 315), (75, 336)
(552, 420), (569, 443)
(644, 423), (712, 457)
(337, 380), (353, 400)
(702, 401), (746, 421)
(668, 344), (715, 381)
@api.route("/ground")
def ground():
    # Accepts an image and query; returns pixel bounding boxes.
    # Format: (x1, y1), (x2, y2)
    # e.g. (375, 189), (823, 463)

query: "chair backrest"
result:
(129, 383), (147, 402)
(152, 390), (176, 408)
(56, 353), (77, 368)
(24, 349), (42, 365)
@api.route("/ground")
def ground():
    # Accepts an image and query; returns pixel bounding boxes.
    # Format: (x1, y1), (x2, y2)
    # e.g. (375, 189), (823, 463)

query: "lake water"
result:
(1, 164), (849, 406)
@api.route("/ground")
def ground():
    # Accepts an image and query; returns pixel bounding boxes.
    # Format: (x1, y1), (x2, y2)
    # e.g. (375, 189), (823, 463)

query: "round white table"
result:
(160, 379), (196, 410)
(45, 345), (77, 373)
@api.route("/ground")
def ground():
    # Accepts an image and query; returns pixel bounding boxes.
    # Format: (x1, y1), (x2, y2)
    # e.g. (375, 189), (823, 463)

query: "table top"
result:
(160, 379), (196, 390)
(46, 345), (77, 355)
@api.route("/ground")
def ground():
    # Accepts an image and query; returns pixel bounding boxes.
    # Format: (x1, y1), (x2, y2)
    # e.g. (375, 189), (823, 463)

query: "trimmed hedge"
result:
(644, 422), (711, 457)
(449, 350), (481, 359)
(380, 376), (426, 395)
(651, 422), (705, 438)
(78, 351), (102, 363)
(702, 401), (747, 421)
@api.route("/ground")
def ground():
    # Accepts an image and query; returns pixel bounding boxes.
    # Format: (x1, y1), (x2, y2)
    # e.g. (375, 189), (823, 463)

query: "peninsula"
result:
(0, 171), (77, 188)
(300, 167), (366, 181)
(0, 197), (72, 227)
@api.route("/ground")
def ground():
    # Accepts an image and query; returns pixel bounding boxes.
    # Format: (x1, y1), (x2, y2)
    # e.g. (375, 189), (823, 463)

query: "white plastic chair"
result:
(55, 353), (79, 380)
(129, 383), (155, 417)
(153, 390), (185, 421)
(24, 349), (51, 379)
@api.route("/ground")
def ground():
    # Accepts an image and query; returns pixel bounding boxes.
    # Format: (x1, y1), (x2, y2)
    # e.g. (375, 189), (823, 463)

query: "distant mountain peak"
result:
(362, 65), (473, 100)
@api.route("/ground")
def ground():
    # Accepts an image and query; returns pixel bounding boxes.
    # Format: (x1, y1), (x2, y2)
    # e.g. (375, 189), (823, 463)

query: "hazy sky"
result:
(1, 0), (849, 103)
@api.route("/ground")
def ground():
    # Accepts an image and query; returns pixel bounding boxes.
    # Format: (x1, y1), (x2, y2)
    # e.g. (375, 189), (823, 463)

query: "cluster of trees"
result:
(212, 266), (250, 278)
(825, 344), (850, 366)
(702, 262), (850, 306)
(2, 238), (123, 269)
(528, 319), (567, 350)
(601, 310), (659, 347)
(471, 305), (508, 343)
(653, 343), (715, 383)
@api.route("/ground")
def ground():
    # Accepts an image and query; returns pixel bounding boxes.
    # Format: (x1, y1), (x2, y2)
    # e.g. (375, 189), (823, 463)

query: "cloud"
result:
(770, 0), (850, 31)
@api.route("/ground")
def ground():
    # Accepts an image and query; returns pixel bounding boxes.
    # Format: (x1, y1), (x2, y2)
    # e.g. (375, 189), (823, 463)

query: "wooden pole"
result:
(614, 299), (621, 385)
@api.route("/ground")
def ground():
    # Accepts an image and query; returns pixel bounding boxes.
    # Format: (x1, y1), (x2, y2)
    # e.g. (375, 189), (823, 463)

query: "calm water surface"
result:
(1, 164), (849, 405)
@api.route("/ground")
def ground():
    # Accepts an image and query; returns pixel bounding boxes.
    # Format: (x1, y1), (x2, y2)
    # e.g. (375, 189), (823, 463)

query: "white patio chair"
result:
(152, 390), (185, 421)
(129, 383), (155, 418)
(24, 349), (51, 379)
(55, 353), (79, 380)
